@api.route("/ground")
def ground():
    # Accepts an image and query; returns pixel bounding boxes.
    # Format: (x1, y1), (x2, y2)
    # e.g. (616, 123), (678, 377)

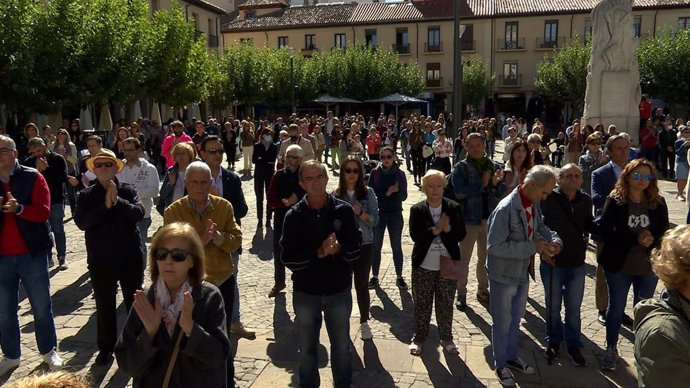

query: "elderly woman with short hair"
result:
(408, 169), (466, 356)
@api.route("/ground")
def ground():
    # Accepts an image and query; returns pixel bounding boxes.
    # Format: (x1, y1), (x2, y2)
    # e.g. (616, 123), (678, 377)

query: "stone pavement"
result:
(1, 141), (687, 387)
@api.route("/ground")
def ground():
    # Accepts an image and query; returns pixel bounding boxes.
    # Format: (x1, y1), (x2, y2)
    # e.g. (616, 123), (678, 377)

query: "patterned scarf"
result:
(155, 277), (192, 337)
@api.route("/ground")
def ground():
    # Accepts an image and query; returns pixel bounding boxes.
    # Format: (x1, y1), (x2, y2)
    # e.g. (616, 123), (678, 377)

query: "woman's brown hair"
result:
(610, 158), (660, 209)
(334, 157), (368, 201)
(149, 222), (206, 287)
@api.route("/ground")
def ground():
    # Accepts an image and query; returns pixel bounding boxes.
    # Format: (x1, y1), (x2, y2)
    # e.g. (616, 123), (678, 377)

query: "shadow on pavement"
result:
(266, 293), (300, 386)
(51, 272), (92, 317)
(351, 340), (395, 386)
(249, 226), (273, 261)
(369, 287), (414, 344)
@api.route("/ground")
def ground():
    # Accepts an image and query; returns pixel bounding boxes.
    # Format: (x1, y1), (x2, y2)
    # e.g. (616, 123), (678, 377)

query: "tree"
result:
(638, 28), (690, 109)
(535, 37), (590, 118)
(462, 55), (494, 115)
(0, 0), (37, 112)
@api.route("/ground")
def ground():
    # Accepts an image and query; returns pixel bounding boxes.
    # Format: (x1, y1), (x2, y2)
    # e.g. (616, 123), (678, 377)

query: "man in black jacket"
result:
(540, 163), (595, 367)
(24, 137), (78, 269)
(280, 161), (361, 388)
(73, 149), (145, 366)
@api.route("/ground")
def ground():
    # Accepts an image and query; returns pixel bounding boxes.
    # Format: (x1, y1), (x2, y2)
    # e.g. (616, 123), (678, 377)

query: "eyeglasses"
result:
(93, 162), (115, 168)
(286, 155), (300, 160)
(380, 154), (394, 160)
(153, 248), (190, 262)
(0, 147), (14, 155)
(633, 172), (654, 181)
(438, 132), (446, 136)
(344, 168), (359, 174)
(205, 148), (224, 154)
(122, 148), (137, 153)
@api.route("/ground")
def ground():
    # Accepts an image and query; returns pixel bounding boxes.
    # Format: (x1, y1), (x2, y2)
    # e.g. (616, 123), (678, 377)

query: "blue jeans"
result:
(372, 212), (404, 278)
(231, 252), (240, 324)
(324, 133), (331, 159)
(293, 290), (352, 388)
(539, 262), (585, 348)
(490, 279), (529, 369)
(137, 217), (152, 268)
(48, 203), (66, 258)
(604, 270), (658, 348)
(0, 250), (57, 358)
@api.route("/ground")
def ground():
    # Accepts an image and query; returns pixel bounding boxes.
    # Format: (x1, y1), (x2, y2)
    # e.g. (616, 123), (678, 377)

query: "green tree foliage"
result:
(462, 55), (494, 114)
(0, 0), (37, 112)
(535, 37), (590, 117)
(301, 44), (424, 101)
(638, 28), (690, 107)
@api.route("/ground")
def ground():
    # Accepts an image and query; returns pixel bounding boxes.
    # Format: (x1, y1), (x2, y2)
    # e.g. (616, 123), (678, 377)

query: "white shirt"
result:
(420, 204), (450, 271)
(116, 158), (160, 218)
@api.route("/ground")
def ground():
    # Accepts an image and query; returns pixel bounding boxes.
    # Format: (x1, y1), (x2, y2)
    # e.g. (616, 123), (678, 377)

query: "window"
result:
(505, 22), (519, 49)
(245, 11), (256, 19)
(305, 34), (316, 50)
(334, 33), (346, 48)
(239, 38), (253, 45)
(502, 61), (518, 86)
(427, 27), (441, 52)
(150, 0), (159, 11)
(191, 13), (199, 30)
(278, 36), (288, 49)
(543, 20), (558, 48)
(461, 24), (474, 50)
(365, 29), (377, 47)
(584, 18), (592, 40)
(633, 16), (642, 38)
(395, 28), (409, 53)
(681, 17), (690, 29)
(426, 63), (441, 87)
(207, 19), (218, 48)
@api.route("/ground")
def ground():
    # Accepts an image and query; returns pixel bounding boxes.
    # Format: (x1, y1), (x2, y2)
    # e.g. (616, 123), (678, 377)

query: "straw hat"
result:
(85, 149), (125, 173)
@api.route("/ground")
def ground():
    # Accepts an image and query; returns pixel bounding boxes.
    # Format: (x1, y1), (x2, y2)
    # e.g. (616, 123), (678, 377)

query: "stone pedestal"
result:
(583, 71), (640, 143)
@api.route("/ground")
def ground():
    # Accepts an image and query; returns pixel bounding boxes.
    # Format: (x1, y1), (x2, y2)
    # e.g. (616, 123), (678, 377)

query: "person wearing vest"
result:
(0, 135), (64, 376)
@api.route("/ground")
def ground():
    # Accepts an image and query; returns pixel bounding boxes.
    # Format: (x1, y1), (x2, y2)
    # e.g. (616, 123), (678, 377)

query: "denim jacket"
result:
(450, 160), (498, 225)
(334, 186), (379, 244)
(486, 188), (562, 285)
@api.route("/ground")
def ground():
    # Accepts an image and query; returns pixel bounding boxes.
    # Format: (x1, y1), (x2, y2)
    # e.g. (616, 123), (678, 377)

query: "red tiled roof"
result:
(222, 0), (690, 32)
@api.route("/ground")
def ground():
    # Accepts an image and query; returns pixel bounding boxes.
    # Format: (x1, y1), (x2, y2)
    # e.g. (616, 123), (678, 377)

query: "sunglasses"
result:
(380, 154), (394, 160)
(286, 155), (300, 159)
(633, 172), (654, 181)
(344, 168), (359, 174)
(93, 162), (115, 168)
(205, 148), (224, 154)
(154, 248), (190, 262)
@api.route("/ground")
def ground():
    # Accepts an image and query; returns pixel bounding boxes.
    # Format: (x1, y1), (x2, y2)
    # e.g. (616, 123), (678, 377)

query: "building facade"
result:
(222, 0), (690, 117)
(151, 0), (229, 49)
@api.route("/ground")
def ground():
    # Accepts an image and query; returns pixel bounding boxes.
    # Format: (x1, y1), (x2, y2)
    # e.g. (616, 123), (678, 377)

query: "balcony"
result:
(302, 44), (317, 53)
(499, 74), (522, 87)
(461, 40), (476, 51)
(496, 38), (526, 50)
(536, 36), (565, 50)
(392, 43), (410, 54)
(194, 30), (203, 42)
(424, 42), (443, 53)
(208, 34), (219, 48)
(426, 77), (443, 88)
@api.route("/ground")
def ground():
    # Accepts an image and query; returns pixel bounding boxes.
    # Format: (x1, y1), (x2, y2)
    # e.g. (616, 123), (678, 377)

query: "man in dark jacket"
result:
(0, 135), (63, 376)
(24, 137), (77, 269)
(540, 163), (595, 367)
(281, 160), (361, 388)
(266, 144), (306, 297)
(74, 149), (145, 366)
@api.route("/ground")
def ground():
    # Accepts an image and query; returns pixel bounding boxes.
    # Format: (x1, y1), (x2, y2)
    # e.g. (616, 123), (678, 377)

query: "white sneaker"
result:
(42, 349), (63, 371)
(0, 357), (20, 376)
(360, 322), (373, 340)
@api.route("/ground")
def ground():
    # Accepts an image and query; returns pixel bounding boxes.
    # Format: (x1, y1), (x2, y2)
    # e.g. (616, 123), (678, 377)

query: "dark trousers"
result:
(89, 262), (143, 353)
(218, 275), (236, 384)
(353, 243), (373, 323)
(660, 149), (675, 179)
(254, 167), (274, 223)
(273, 209), (288, 285)
(410, 149), (425, 181)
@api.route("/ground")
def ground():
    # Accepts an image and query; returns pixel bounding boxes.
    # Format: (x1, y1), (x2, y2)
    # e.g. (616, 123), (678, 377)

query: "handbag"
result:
(440, 255), (462, 280)
(422, 145), (434, 159)
(162, 330), (185, 388)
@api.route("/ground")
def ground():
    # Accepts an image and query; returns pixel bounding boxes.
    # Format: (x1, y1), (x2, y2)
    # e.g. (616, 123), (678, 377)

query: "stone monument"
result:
(582, 0), (641, 144)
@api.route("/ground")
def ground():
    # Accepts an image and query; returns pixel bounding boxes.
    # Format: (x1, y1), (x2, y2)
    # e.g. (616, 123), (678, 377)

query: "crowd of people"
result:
(0, 107), (688, 387)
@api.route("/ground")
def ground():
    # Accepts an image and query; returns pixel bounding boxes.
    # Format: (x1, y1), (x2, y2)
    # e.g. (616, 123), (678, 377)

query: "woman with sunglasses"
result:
(334, 158), (379, 340)
(368, 146), (409, 289)
(115, 222), (230, 387)
(674, 125), (690, 201)
(157, 142), (196, 215)
(598, 158), (669, 371)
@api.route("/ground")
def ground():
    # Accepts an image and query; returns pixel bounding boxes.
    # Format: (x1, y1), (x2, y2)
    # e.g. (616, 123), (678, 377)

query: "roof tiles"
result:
(222, 0), (690, 32)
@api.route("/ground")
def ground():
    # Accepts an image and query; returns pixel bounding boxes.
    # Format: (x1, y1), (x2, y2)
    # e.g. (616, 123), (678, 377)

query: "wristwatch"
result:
(15, 204), (23, 215)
